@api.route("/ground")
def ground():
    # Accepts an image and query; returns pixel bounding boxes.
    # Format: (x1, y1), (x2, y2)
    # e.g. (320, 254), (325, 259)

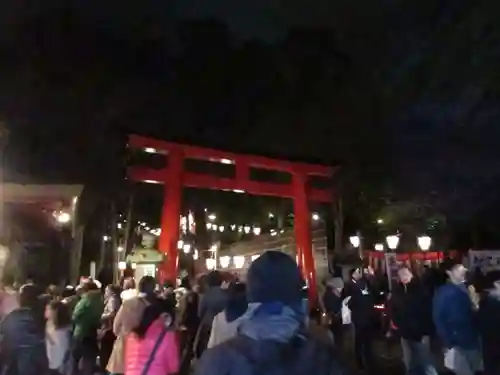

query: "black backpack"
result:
(227, 334), (344, 375)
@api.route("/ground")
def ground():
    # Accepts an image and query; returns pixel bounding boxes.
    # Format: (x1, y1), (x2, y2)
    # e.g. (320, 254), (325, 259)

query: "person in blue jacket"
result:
(195, 251), (343, 375)
(433, 261), (481, 375)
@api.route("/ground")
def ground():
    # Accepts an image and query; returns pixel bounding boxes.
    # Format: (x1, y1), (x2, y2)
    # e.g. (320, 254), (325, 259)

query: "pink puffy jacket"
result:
(125, 317), (179, 375)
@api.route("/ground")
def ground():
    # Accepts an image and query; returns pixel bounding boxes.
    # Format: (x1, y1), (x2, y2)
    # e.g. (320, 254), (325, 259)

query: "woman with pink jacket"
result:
(123, 276), (179, 375)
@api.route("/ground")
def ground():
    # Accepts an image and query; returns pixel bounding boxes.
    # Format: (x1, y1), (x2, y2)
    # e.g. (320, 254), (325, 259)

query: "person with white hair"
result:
(322, 277), (345, 348)
(121, 277), (138, 301)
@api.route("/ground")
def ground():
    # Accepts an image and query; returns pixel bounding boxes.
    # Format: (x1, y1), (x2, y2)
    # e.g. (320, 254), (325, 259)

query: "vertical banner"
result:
(385, 253), (399, 290)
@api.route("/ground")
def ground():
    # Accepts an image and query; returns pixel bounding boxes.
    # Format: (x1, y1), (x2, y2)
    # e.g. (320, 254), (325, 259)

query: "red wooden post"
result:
(158, 148), (183, 284)
(293, 172), (317, 303)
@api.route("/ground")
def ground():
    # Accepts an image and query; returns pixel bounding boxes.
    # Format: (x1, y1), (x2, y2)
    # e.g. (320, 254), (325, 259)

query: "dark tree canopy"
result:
(1, 1), (500, 246)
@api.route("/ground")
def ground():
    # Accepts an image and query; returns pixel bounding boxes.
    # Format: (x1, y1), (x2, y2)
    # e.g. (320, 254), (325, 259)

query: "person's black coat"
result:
(479, 292), (500, 373)
(322, 288), (342, 316)
(390, 278), (433, 340)
(479, 293), (500, 347)
(345, 279), (375, 328)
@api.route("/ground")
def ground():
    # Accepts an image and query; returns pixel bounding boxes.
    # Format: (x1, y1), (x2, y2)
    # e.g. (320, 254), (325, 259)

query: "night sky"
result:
(1, 1), (500, 244)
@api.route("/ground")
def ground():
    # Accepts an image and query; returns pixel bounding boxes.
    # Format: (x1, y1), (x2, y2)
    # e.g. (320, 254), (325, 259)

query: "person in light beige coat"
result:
(106, 296), (147, 374)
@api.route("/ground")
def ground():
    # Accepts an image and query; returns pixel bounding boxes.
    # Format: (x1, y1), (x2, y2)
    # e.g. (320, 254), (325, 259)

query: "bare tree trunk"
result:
(70, 226), (84, 284)
(97, 203), (109, 273)
(332, 196), (344, 254)
(123, 192), (134, 254)
(277, 200), (288, 229)
(110, 201), (118, 283)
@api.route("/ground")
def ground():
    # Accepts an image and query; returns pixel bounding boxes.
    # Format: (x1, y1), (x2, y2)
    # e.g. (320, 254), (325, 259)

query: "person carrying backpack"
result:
(0, 284), (48, 375)
(195, 250), (344, 375)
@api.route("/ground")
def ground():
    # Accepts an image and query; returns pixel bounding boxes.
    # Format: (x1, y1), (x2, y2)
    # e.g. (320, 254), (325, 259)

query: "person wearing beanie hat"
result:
(195, 251), (344, 375)
(195, 271), (229, 358)
(323, 277), (345, 348)
(246, 251), (303, 307)
(237, 251), (306, 344)
(344, 265), (377, 371)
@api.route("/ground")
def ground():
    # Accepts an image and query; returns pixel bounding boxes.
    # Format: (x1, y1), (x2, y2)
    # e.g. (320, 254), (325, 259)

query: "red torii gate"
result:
(127, 134), (335, 300)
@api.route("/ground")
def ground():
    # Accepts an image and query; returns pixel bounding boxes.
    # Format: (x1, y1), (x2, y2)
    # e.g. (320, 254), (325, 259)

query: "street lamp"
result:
(55, 211), (71, 224)
(417, 236), (432, 251)
(386, 235), (400, 251)
(376, 218), (384, 224)
(374, 243), (384, 252)
(233, 256), (245, 269)
(220, 256), (230, 269)
(205, 258), (216, 270)
(349, 235), (360, 248)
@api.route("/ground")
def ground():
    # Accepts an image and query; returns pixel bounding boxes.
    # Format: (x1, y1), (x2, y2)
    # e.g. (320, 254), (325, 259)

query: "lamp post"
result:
(386, 235), (400, 251)
(417, 235), (432, 251)
(350, 233), (362, 258)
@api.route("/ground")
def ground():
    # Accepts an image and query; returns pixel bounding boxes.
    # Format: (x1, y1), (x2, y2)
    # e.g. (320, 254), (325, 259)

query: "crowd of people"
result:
(321, 260), (500, 375)
(0, 251), (343, 375)
(0, 252), (498, 375)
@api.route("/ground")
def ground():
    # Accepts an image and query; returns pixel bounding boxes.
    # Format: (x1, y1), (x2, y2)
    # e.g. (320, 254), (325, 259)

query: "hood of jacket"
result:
(239, 302), (304, 343)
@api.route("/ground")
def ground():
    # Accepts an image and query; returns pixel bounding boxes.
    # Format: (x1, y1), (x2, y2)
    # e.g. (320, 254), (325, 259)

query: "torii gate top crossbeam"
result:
(128, 135), (335, 202)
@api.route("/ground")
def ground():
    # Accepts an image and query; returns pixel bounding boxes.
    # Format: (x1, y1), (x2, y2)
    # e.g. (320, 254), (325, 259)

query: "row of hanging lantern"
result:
(206, 223), (262, 235)
(349, 234), (433, 252)
(205, 254), (261, 270)
(135, 216), (264, 237)
(133, 210), (323, 239)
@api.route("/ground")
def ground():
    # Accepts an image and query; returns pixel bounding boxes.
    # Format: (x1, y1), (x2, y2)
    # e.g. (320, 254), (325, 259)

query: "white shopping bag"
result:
(444, 347), (483, 373)
(341, 296), (351, 325)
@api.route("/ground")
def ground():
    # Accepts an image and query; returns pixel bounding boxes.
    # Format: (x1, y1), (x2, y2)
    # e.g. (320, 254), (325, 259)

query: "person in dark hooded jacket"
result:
(390, 267), (437, 375)
(208, 282), (248, 348)
(479, 279), (500, 374)
(0, 284), (48, 375)
(194, 271), (229, 357)
(198, 271), (229, 326)
(344, 267), (376, 370)
(195, 251), (343, 375)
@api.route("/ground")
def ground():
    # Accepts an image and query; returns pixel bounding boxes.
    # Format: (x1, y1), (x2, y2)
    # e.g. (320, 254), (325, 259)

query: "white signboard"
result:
(469, 250), (500, 273)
